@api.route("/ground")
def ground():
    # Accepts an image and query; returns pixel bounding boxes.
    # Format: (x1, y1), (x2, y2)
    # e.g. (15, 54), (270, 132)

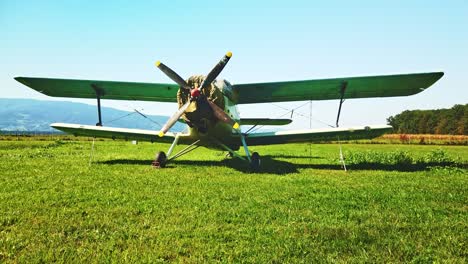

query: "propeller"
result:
(199, 52), (232, 91)
(207, 100), (240, 129)
(156, 52), (239, 137)
(155, 61), (190, 90)
(158, 101), (190, 137)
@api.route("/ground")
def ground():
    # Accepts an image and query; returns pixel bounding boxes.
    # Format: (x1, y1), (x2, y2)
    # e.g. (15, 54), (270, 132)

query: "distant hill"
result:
(0, 98), (184, 132)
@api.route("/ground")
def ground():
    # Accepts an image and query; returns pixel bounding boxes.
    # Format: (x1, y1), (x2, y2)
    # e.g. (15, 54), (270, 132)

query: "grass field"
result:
(0, 137), (467, 262)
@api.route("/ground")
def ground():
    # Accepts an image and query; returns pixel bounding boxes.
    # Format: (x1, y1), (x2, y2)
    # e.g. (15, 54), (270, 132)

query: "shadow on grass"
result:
(99, 156), (300, 174)
(264, 154), (322, 159)
(99, 156), (467, 174)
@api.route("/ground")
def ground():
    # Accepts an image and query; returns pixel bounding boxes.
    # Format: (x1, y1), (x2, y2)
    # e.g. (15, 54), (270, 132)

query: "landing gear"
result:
(152, 151), (167, 168)
(212, 139), (261, 171)
(250, 152), (261, 170)
(152, 139), (201, 168)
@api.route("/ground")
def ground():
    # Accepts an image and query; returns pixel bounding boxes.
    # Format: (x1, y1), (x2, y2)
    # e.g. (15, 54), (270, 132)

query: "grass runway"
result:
(0, 137), (466, 262)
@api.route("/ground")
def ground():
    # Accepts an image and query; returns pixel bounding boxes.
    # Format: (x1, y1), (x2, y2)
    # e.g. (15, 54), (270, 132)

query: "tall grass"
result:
(344, 148), (465, 171)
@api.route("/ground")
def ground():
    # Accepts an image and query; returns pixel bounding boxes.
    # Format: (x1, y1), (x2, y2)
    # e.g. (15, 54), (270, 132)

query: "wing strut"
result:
(91, 84), (105, 126)
(240, 133), (251, 162)
(167, 139), (201, 161)
(335, 81), (348, 128)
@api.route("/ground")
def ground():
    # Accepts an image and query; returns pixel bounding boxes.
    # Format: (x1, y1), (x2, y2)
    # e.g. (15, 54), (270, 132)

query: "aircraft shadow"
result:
(262, 154), (322, 159)
(99, 157), (300, 174)
(99, 156), (466, 174)
(177, 157), (300, 174)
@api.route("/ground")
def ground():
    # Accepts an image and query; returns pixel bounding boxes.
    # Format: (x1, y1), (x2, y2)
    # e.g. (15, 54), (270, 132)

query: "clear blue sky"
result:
(1, 0), (467, 129)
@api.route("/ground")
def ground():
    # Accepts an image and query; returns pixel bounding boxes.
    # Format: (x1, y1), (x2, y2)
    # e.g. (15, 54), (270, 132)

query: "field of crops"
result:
(0, 136), (466, 262)
(378, 134), (468, 145)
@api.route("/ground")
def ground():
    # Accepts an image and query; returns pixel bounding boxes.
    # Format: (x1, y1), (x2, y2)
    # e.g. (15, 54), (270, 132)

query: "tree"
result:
(387, 104), (467, 135)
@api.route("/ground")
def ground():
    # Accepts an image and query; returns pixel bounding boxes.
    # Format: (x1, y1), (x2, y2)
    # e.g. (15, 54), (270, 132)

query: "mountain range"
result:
(0, 98), (184, 132)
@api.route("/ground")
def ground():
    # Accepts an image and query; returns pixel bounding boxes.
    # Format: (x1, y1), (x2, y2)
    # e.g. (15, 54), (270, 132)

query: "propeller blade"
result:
(199, 51), (232, 90)
(158, 101), (191, 137)
(155, 61), (190, 90)
(207, 100), (239, 130)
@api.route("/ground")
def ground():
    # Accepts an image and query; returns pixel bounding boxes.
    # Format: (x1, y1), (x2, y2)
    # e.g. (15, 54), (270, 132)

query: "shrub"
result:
(345, 150), (414, 166)
(419, 149), (455, 165)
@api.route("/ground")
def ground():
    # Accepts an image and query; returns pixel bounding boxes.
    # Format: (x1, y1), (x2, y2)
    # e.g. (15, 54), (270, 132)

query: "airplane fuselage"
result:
(178, 77), (242, 150)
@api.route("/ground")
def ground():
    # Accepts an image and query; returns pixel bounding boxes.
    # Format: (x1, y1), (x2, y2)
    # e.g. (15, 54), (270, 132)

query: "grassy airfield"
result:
(0, 136), (466, 262)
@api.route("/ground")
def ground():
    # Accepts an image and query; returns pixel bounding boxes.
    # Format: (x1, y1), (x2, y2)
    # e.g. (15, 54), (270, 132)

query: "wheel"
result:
(152, 151), (167, 168)
(250, 152), (261, 170)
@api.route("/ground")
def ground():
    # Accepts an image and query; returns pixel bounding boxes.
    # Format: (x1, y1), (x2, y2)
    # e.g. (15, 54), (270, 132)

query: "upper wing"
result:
(15, 77), (179, 102)
(242, 125), (392, 146)
(233, 72), (444, 104)
(51, 123), (194, 144)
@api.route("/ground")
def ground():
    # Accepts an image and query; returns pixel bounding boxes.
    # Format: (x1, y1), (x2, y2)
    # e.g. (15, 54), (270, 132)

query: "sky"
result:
(1, 0), (467, 130)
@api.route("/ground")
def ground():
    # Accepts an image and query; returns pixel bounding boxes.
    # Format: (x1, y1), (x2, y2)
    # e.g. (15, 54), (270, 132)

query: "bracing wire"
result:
(246, 101), (311, 134)
(254, 101), (347, 171)
(105, 101), (140, 125)
(309, 100), (312, 164)
(133, 109), (164, 129)
(104, 107), (165, 130)
(338, 136), (347, 172)
(105, 112), (137, 124)
(271, 103), (335, 128)
(247, 101), (337, 135)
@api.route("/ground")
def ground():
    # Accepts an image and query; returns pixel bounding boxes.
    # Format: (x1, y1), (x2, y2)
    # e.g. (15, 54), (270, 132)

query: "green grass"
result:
(0, 138), (467, 263)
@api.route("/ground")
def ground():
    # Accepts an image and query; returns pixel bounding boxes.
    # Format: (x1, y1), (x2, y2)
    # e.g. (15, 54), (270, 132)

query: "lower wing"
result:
(52, 123), (391, 147)
(50, 123), (192, 144)
(242, 125), (392, 146)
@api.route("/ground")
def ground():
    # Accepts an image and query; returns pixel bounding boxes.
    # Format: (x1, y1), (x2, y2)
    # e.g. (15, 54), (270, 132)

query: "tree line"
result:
(387, 104), (467, 135)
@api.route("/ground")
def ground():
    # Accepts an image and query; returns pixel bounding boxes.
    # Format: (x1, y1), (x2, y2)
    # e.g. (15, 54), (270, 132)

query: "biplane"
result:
(15, 52), (443, 169)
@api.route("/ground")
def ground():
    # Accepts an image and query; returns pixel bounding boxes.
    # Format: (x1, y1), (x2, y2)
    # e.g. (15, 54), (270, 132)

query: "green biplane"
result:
(15, 52), (443, 169)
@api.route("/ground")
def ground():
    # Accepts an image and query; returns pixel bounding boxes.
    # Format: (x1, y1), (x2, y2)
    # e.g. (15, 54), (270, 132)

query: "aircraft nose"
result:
(190, 89), (201, 98)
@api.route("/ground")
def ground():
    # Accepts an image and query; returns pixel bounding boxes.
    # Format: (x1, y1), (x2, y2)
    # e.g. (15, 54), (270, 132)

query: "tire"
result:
(250, 152), (261, 170)
(153, 151), (167, 168)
